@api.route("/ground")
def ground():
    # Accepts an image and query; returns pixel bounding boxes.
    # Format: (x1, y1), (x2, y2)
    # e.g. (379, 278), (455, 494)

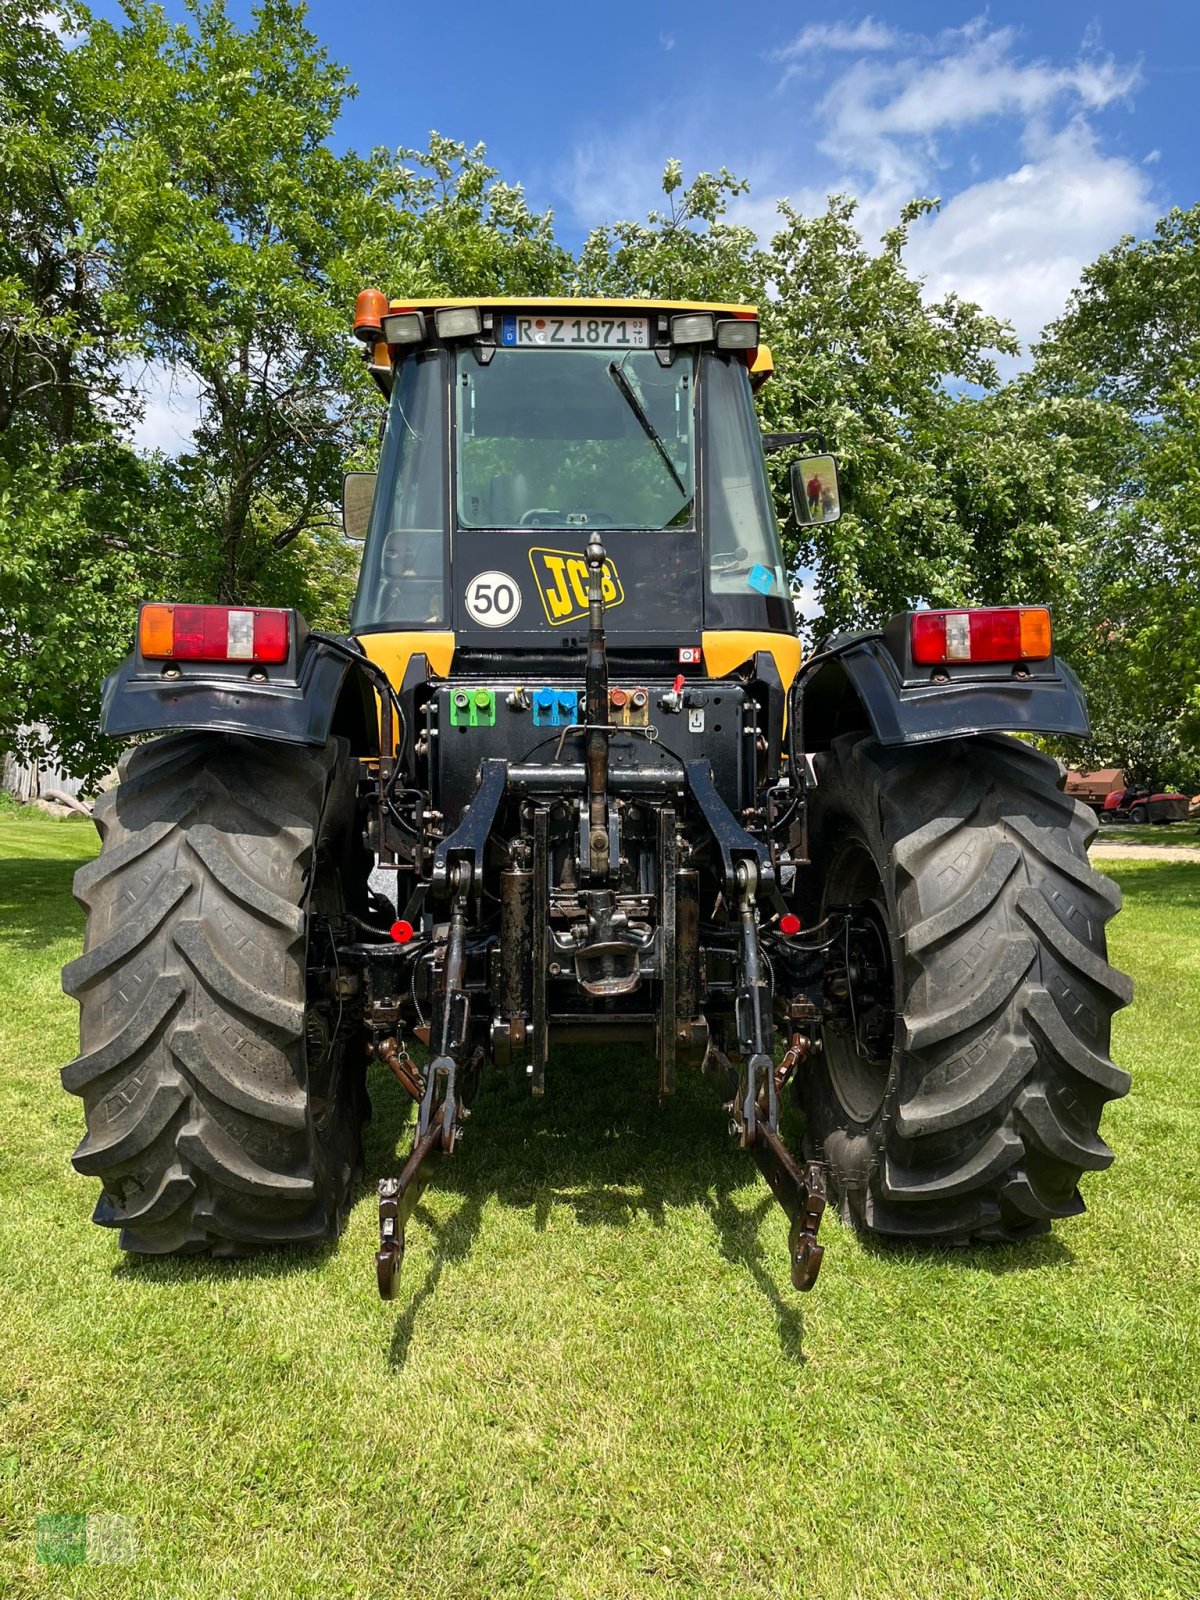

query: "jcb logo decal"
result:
(528, 547), (624, 626)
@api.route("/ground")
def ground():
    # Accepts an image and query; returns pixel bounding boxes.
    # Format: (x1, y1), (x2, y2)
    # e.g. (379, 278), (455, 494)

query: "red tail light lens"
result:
(911, 607), (1052, 666)
(139, 604), (291, 664)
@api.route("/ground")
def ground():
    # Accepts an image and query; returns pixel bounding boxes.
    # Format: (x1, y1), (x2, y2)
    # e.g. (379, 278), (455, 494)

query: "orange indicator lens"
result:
(138, 604), (175, 658)
(1018, 608), (1052, 660)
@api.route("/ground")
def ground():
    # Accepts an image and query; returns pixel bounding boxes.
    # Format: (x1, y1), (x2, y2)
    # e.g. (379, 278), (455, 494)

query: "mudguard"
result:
(796, 626), (1090, 751)
(100, 630), (378, 753)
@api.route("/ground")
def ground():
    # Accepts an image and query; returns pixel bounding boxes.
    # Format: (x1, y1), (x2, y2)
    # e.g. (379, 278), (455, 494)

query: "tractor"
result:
(62, 295), (1132, 1295)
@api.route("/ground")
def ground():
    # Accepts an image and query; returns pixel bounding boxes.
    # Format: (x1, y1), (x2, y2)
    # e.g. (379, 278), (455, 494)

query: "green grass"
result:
(2, 811), (1198, 1599)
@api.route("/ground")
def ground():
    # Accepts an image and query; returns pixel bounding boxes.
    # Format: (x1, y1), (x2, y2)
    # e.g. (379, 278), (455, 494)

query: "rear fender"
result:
(796, 629), (1090, 751)
(100, 631), (379, 755)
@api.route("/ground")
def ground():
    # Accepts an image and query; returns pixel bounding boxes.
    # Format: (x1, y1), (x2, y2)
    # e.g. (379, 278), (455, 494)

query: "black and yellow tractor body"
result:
(65, 297), (1131, 1295)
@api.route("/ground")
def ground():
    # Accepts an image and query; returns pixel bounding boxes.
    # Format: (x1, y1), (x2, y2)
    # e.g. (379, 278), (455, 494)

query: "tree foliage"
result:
(1037, 206), (1200, 788)
(0, 442), (170, 780)
(85, 0), (374, 602)
(0, 1), (136, 445)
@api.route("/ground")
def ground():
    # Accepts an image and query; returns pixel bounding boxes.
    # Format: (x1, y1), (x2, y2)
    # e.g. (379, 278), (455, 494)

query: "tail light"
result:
(138, 604), (290, 664)
(911, 607), (1052, 666)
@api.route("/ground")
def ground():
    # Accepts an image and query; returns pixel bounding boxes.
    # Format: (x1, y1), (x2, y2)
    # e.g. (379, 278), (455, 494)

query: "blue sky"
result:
(306, 0), (1191, 348)
(81, 1), (1196, 445)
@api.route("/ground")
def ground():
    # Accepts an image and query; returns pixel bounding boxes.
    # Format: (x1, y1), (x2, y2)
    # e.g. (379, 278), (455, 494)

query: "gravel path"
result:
(1089, 842), (1200, 862)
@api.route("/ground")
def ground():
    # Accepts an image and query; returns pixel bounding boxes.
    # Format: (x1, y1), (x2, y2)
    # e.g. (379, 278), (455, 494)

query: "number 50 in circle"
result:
(465, 571), (522, 627)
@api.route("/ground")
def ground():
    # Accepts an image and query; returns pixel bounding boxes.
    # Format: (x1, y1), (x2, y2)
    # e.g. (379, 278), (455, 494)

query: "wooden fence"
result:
(2, 733), (87, 804)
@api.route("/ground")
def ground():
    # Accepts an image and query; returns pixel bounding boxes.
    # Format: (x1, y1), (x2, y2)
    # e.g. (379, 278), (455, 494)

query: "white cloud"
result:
(906, 120), (1155, 351)
(560, 132), (668, 229)
(762, 18), (1152, 350)
(773, 16), (898, 72)
(557, 116), (785, 232)
(814, 21), (1140, 175)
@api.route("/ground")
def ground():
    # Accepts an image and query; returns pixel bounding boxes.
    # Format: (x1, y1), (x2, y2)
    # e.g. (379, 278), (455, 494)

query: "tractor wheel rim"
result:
(305, 844), (350, 1134)
(822, 846), (897, 1125)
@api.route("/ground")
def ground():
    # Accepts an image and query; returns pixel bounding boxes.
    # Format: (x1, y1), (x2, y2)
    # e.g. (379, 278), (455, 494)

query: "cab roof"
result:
(386, 295), (759, 317)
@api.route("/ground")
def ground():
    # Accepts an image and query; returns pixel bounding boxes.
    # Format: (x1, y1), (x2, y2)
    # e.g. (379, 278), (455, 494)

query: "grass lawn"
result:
(2, 810), (1198, 1599)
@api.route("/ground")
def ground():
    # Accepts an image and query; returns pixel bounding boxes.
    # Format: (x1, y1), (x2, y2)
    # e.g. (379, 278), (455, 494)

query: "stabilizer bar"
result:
(711, 1044), (828, 1292)
(375, 861), (477, 1300)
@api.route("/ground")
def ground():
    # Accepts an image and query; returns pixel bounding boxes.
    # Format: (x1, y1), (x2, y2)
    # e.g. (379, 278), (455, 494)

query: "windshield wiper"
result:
(608, 357), (690, 502)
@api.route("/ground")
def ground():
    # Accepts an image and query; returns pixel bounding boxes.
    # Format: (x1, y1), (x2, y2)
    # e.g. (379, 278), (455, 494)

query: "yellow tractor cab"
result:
(344, 295), (802, 697)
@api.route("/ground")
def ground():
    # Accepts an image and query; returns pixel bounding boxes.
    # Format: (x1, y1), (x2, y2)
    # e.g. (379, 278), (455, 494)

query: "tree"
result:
(0, 1), (136, 446)
(83, 0), (376, 604)
(1036, 205), (1200, 786)
(1038, 205), (1200, 414)
(0, 3), (164, 782)
(575, 160), (767, 306)
(1056, 377), (1200, 790)
(0, 443), (174, 784)
(354, 133), (571, 304)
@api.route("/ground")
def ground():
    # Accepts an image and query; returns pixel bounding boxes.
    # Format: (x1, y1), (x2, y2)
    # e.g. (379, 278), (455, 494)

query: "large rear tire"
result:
(797, 732), (1132, 1243)
(62, 733), (369, 1254)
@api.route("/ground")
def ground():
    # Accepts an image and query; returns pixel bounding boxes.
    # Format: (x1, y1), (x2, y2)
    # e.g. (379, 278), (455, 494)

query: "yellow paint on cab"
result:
(356, 632), (455, 750)
(702, 630), (801, 691)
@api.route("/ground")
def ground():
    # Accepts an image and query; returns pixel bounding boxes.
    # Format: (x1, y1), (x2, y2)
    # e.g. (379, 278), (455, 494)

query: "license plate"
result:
(500, 313), (649, 349)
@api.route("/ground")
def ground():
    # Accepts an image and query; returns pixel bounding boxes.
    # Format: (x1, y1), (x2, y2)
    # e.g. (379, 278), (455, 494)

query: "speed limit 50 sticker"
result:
(464, 570), (522, 627)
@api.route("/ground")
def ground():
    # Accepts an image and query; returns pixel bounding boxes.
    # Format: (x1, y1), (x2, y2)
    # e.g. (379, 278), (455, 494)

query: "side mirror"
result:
(790, 455), (841, 526)
(342, 471), (376, 540)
